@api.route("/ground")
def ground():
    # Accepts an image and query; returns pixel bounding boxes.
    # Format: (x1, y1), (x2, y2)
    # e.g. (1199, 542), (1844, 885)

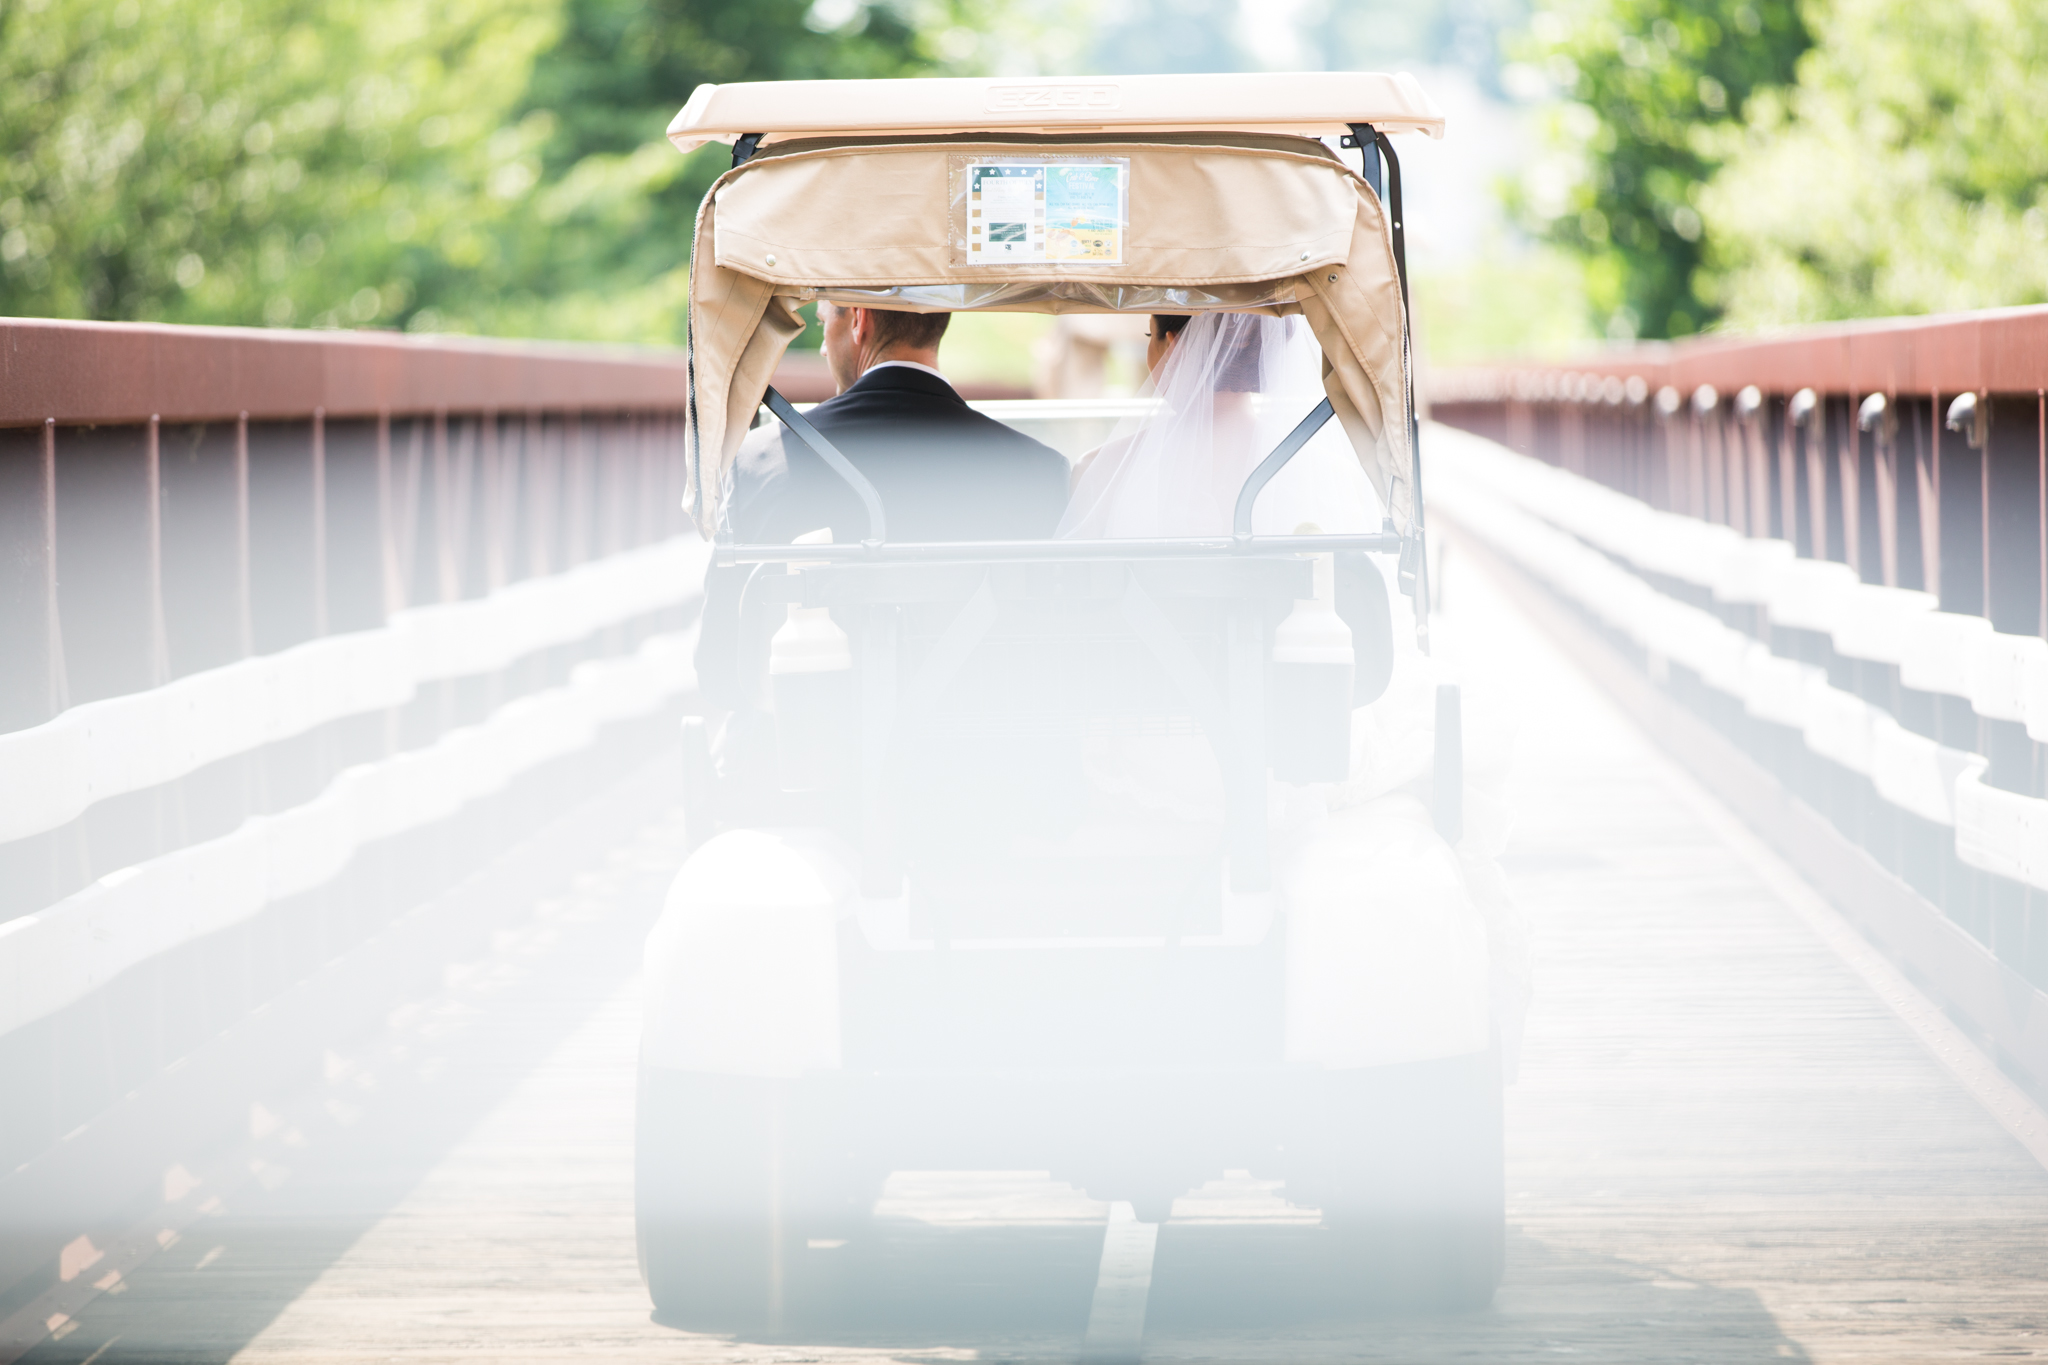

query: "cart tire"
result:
(636, 1069), (877, 1329)
(1329, 1208), (1504, 1311)
(1290, 1048), (1505, 1310)
(639, 1214), (776, 1329)
(635, 1070), (779, 1328)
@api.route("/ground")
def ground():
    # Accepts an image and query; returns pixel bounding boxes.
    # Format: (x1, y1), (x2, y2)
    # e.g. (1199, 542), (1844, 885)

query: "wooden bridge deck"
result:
(20, 549), (2048, 1365)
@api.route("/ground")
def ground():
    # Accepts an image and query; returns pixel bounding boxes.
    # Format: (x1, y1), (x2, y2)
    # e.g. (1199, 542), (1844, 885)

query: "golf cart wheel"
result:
(635, 1071), (779, 1328)
(1325, 1208), (1504, 1311)
(1292, 1048), (1506, 1310)
(636, 1069), (877, 1329)
(639, 1213), (777, 1329)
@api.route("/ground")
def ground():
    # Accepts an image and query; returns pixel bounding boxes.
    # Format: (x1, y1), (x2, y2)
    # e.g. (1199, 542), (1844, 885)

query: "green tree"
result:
(1699, 0), (2048, 325)
(1509, 0), (1808, 338)
(499, 0), (931, 346)
(0, 0), (561, 330)
(1297, 0), (1528, 97)
(505, 0), (1085, 344)
(0, 0), (1076, 341)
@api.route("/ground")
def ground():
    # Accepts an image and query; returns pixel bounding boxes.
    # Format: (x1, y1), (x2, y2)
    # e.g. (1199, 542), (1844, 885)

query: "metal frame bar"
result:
(761, 386), (888, 546)
(755, 392), (1377, 561)
(1231, 397), (1336, 540)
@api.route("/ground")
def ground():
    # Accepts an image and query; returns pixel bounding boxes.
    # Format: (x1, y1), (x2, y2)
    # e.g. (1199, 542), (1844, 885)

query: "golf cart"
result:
(639, 70), (1502, 1327)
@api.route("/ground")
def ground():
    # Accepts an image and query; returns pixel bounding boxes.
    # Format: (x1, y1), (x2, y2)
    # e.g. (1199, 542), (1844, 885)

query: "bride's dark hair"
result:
(1212, 313), (1270, 393)
(1155, 313), (1268, 392)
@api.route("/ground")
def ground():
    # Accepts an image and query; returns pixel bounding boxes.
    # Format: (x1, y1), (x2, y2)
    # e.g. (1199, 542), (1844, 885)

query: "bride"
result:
(1057, 310), (1382, 540)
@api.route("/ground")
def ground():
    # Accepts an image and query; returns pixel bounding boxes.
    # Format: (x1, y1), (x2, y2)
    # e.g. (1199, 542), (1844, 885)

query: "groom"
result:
(697, 302), (1069, 708)
(727, 302), (1068, 545)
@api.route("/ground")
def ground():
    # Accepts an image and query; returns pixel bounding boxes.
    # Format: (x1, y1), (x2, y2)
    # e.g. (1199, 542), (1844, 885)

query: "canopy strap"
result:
(762, 386), (888, 546)
(1373, 126), (1431, 649)
(1231, 398), (1336, 543)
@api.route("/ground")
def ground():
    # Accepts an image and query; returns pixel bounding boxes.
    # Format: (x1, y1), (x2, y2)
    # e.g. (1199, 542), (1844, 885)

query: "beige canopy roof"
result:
(669, 71), (1446, 154)
(681, 76), (1438, 538)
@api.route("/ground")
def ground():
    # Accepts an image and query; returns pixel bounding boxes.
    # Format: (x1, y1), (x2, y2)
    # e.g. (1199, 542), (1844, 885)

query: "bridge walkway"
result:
(18, 546), (2048, 1365)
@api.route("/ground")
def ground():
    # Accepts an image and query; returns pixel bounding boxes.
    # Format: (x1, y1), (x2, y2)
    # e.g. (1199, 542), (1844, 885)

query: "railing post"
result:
(1919, 392), (1943, 602)
(312, 407), (329, 637)
(145, 415), (170, 687)
(433, 406), (456, 604)
(1933, 393), (1984, 616)
(236, 411), (255, 657)
(520, 410), (537, 579)
(566, 411), (591, 568)
(43, 419), (68, 720)
(482, 408), (510, 594)
(1826, 397), (1859, 568)
(1985, 394), (2046, 640)
(377, 409), (400, 619)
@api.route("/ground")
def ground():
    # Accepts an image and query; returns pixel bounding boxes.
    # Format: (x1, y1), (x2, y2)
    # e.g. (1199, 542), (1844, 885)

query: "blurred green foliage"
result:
(1508, 0), (1808, 339)
(1415, 241), (1596, 364)
(0, 0), (563, 332)
(0, 0), (1073, 341)
(501, 0), (935, 344)
(1700, 0), (2048, 325)
(1297, 0), (1526, 97)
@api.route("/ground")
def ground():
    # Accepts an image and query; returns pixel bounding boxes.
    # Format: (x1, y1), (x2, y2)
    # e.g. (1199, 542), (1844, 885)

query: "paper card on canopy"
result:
(957, 157), (1127, 266)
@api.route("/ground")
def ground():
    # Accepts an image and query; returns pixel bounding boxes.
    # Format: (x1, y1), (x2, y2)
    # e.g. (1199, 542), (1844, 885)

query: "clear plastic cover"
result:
(798, 280), (1302, 313)
(949, 155), (1129, 267)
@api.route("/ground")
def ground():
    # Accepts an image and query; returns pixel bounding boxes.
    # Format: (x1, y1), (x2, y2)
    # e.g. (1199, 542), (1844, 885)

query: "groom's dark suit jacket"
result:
(697, 364), (1070, 708)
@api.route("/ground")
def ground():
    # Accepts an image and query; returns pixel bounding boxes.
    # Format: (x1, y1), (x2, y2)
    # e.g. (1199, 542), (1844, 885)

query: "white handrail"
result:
(1427, 423), (2042, 891)
(0, 537), (709, 844)
(0, 628), (697, 1039)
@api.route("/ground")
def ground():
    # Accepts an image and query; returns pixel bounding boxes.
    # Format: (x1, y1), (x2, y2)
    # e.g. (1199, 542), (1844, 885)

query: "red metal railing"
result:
(0, 317), (694, 425)
(1429, 306), (2048, 640)
(1, 320), (699, 729)
(0, 318), (729, 1301)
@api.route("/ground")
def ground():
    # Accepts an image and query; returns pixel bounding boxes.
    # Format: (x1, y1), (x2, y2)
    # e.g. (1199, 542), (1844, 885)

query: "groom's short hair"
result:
(865, 307), (951, 353)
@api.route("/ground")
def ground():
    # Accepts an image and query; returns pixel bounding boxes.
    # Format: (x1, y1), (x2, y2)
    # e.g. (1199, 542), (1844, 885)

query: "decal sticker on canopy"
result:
(958, 158), (1128, 265)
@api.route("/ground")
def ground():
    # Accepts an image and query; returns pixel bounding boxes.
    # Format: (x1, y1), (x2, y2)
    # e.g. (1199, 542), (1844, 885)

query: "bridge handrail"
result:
(1425, 303), (2048, 404)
